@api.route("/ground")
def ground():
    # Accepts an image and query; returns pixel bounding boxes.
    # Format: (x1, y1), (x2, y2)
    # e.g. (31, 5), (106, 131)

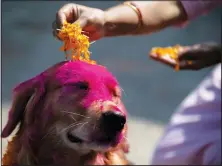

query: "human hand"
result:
(52, 3), (106, 42)
(150, 43), (221, 71)
(53, 1), (187, 42)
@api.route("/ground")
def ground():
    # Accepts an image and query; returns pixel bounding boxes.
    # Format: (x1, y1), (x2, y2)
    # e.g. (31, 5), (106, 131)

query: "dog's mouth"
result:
(66, 130), (123, 147)
(67, 131), (84, 144)
(94, 132), (123, 147)
(65, 111), (126, 150)
(62, 108), (126, 152)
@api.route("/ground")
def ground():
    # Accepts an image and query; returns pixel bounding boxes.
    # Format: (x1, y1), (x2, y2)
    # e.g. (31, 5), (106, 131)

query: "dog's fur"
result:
(1, 61), (130, 165)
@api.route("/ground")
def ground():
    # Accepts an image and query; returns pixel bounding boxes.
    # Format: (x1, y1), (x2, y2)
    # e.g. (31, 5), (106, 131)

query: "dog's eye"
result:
(75, 82), (89, 90)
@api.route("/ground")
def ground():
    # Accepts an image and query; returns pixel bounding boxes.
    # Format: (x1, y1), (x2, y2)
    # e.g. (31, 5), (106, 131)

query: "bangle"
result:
(123, 1), (143, 31)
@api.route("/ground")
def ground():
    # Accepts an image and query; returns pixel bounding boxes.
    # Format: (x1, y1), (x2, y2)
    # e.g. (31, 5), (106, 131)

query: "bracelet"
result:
(123, 1), (143, 31)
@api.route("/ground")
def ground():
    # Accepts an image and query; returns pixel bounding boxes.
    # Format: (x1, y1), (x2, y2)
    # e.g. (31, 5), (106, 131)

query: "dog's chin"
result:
(61, 131), (123, 154)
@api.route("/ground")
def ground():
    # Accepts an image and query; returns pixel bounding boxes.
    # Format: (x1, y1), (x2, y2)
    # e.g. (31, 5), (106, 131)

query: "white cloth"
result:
(151, 64), (221, 165)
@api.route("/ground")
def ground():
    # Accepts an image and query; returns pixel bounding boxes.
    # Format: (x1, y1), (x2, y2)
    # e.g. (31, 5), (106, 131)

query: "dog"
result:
(1, 61), (131, 165)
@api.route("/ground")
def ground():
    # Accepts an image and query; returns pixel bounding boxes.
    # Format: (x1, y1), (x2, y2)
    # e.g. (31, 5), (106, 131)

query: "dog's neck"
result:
(2, 134), (128, 165)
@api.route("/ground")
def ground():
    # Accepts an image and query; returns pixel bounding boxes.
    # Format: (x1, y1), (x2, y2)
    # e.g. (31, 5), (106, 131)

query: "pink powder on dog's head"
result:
(12, 60), (120, 111)
(54, 61), (119, 108)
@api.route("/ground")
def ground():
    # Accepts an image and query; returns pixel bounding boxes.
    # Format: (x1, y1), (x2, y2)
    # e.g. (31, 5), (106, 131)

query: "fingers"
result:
(56, 3), (78, 27)
(178, 45), (202, 61)
(150, 54), (176, 69)
(179, 60), (202, 70)
(179, 59), (219, 70)
(55, 3), (96, 29)
(52, 17), (87, 41)
(52, 20), (61, 40)
(150, 43), (221, 71)
(53, 3), (105, 42)
(56, 10), (67, 28)
(52, 3), (79, 39)
(150, 54), (205, 71)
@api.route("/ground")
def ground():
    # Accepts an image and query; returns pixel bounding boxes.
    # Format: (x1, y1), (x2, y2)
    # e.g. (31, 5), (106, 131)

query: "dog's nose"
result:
(101, 111), (126, 132)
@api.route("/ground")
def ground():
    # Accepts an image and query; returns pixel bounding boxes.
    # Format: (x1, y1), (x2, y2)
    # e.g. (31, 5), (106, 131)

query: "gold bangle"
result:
(123, 1), (143, 31)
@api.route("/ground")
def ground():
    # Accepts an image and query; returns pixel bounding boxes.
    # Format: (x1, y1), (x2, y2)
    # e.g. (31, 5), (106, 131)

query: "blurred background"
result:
(1, 1), (221, 165)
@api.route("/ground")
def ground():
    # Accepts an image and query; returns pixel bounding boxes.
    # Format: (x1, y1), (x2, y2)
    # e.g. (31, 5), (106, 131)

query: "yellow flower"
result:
(150, 45), (189, 71)
(57, 21), (97, 65)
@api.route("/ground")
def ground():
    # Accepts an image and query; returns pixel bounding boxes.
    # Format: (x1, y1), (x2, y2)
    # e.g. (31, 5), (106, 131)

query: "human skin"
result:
(53, 1), (187, 41)
(53, 1), (221, 70)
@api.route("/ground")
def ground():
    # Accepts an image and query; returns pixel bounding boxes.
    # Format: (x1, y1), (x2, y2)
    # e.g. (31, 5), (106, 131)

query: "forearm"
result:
(103, 1), (187, 37)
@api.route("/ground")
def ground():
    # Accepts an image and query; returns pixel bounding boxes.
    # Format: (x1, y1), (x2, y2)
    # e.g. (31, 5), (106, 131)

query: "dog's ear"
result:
(1, 61), (67, 138)
(1, 76), (45, 138)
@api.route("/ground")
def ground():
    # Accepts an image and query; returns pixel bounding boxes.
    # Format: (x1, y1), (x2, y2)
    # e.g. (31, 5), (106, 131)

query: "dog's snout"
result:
(101, 111), (126, 132)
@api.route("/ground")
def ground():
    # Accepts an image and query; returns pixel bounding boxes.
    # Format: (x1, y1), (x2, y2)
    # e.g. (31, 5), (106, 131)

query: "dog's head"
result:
(2, 61), (128, 159)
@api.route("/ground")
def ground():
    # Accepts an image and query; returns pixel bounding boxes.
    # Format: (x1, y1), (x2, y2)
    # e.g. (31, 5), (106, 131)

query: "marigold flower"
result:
(57, 21), (96, 64)
(150, 45), (192, 71)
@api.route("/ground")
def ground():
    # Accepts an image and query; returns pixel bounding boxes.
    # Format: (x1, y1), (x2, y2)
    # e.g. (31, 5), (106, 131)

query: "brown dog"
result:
(1, 61), (131, 165)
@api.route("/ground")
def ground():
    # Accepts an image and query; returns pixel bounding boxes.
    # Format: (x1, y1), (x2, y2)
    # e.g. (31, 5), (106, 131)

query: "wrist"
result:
(102, 0), (188, 38)
(103, 1), (188, 37)
(103, 3), (140, 37)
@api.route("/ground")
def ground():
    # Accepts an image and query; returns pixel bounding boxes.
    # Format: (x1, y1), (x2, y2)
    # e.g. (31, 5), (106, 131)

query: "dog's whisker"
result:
(59, 122), (85, 134)
(58, 122), (78, 134)
(59, 122), (79, 134)
(41, 126), (56, 140)
(120, 86), (124, 92)
(79, 121), (88, 131)
(120, 86), (127, 97)
(61, 110), (90, 118)
(71, 115), (77, 122)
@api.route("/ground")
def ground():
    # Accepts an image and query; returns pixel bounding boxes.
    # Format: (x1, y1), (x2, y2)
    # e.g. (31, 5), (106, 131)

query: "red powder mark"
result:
(13, 60), (119, 110)
(54, 61), (119, 108)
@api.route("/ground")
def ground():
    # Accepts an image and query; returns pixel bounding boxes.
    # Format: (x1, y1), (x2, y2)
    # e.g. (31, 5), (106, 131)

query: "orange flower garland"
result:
(150, 45), (192, 71)
(57, 21), (96, 64)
